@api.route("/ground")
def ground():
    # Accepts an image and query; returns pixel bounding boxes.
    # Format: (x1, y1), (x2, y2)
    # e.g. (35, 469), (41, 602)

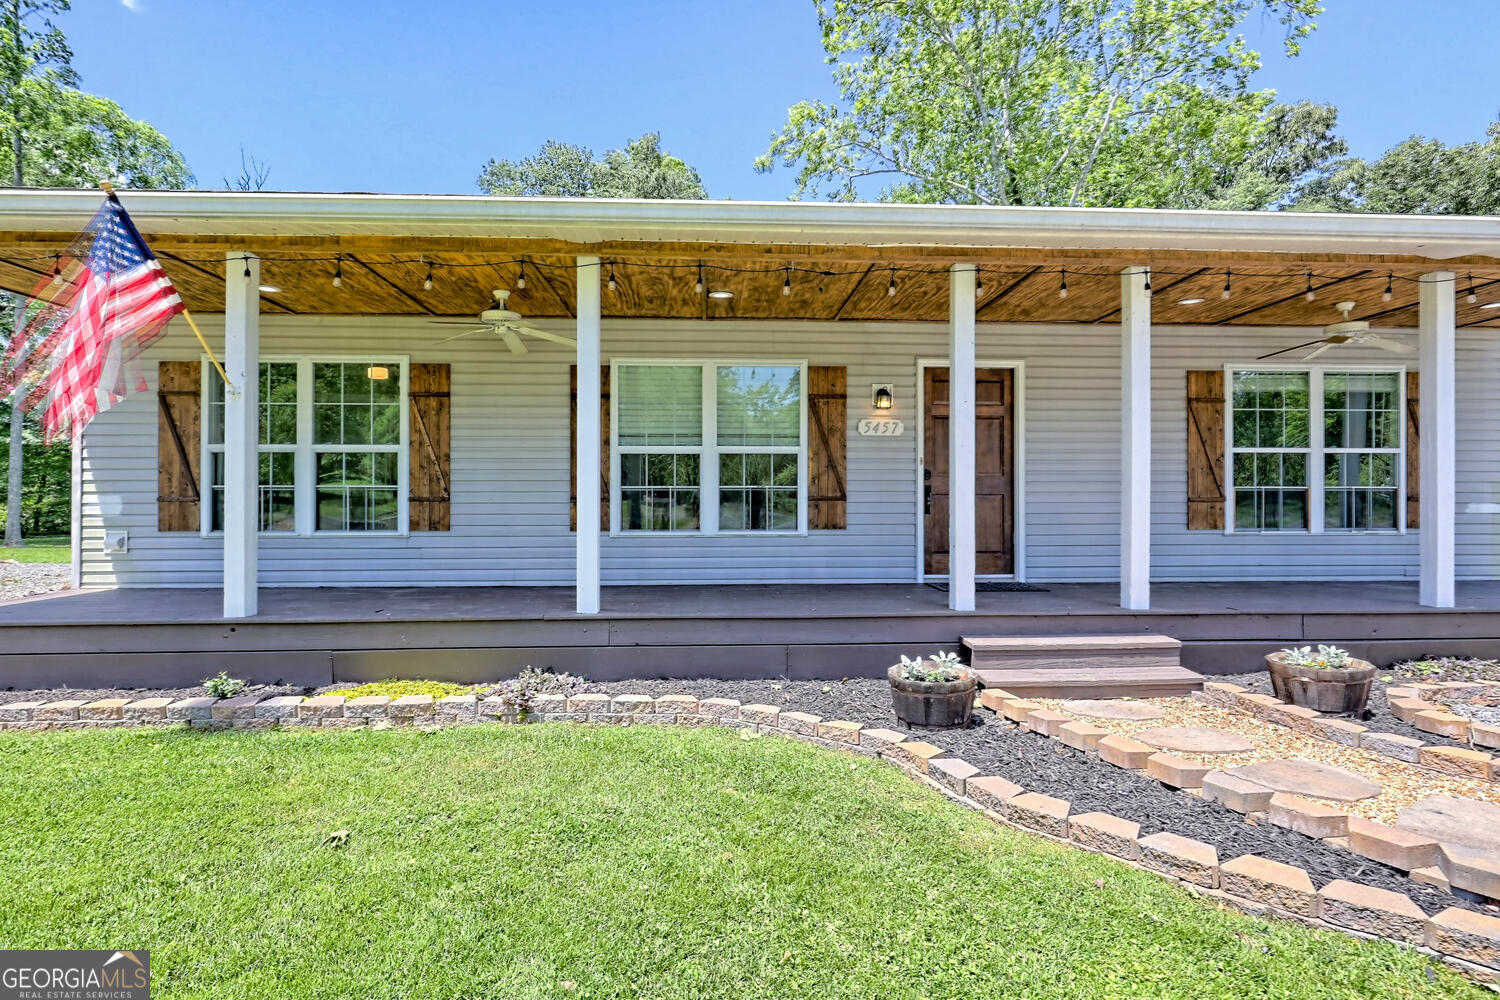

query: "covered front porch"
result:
(4, 580), (1499, 689)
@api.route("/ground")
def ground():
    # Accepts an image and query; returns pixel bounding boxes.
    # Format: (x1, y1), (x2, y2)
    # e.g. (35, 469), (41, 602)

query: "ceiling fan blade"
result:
(428, 318), (487, 325)
(1362, 333), (1417, 354)
(432, 328), (490, 346)
(499, 329), (529, 355)
(1302, 341), (1338, 360)
(1256, 338), (1328, 361)
(516, 326), (576, 347)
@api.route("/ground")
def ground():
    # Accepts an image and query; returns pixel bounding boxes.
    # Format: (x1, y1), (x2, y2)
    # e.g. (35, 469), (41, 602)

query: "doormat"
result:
(927, 581), (1050, 593)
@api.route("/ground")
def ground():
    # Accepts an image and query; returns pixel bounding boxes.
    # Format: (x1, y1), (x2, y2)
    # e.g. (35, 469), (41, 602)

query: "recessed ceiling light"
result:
(707, 289), (734, 300)
(258, 284), (281, 294)
(1481, 301), (1500, 310)
(1178, 297), (1206, 305)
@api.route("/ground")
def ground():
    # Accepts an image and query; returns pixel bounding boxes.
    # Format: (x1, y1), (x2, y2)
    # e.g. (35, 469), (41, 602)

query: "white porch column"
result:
(575, 255), (602, 615)
(948, 263), (977, 612)
(1419, 271), (1456, 608)
(223, 253), (260, 618)
(1120, 266), (1151, 611)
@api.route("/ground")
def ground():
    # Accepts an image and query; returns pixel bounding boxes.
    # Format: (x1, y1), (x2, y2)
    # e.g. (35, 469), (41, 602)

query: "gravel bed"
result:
(588, 677), (1495, 917)
(1215, 669), (1473, 748)
(1450, 703), (1500, 726)
(0, 561), (69, 602)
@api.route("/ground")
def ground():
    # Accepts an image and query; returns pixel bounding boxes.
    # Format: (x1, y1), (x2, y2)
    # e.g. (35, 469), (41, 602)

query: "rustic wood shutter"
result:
(409, 363), (451, 531)
(157, 361), (202, 531)
(1406, 369), (1420, 529)
(569, 365), (610, 531)
(1186, 370), (1226, 530)
(807, 365), (848, 530)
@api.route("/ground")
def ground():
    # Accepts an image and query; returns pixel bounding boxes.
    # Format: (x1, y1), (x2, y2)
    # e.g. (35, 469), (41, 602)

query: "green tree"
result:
(1288, 119), (1500, 215)
(1203, 100), (1346, 210)
(756, 0), (1320, 207)
(0, 0), (192, 547)
(477, 133), (707, 199)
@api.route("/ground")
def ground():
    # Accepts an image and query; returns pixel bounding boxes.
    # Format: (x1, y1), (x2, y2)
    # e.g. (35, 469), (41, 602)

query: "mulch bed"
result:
(588, 676), (1497, 918)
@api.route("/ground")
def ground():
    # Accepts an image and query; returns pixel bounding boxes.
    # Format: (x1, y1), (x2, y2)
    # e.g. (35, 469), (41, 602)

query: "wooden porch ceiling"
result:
(1, 233), (1497, 327)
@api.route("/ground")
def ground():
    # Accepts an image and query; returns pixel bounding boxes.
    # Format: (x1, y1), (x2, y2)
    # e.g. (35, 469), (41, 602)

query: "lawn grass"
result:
(0, 533), (69, 562)
(0, 724), (1483, 1000)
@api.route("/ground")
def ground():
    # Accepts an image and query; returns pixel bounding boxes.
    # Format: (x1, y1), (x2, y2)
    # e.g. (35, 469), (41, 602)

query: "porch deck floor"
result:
(4, 579), (1500, 626)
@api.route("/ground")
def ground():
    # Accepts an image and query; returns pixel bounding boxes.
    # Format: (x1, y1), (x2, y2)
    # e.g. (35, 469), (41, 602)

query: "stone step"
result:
(973, 664), (1205, 700)
(963, 633), (1183, 673)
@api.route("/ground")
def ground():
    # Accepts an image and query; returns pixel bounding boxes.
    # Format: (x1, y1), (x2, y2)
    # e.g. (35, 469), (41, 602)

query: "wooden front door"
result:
(924, 366), (1015, 576)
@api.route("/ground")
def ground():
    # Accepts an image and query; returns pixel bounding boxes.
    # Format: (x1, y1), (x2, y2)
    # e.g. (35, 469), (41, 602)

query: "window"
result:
(614, 361), (805, 534)
(1228, 367), (1402, 534)
(204, 358), (407, 534)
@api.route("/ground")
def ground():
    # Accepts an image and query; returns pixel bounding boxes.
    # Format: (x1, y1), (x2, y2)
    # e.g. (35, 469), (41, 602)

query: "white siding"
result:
(76, 314), (1500, 588)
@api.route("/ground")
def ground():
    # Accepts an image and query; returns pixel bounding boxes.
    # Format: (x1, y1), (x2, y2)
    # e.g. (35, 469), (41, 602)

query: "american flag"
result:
(0, 193), (183, 442)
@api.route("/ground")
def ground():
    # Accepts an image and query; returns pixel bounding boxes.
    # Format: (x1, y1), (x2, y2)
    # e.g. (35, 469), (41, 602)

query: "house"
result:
(0, 189), (1497, 686)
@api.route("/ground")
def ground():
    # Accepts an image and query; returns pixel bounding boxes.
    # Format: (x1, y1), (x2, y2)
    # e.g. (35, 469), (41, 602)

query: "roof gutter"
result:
(0, 189), (1494, 260)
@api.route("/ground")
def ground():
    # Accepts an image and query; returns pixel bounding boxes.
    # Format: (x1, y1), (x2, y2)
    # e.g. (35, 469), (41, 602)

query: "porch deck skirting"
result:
(3, 581), (1499, 690)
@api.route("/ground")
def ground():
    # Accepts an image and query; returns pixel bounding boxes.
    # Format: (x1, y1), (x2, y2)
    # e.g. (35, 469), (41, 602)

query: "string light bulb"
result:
(242, 256), (252, 280)
(332, 255), (342, 289)
(782, 266), (791, 296)
(1383, 273), (1393, 303)
(1058, 269), (1068, 300)
(1143, 270), (1152, 294)
(1303, 271), (1314, 302)
(516, 260), (526, 290)
(50, 255), (62, 285)
(975, 270), (984, 301)
(607, 263), (617, 292)
(694, 263), (704, 294)
(422, 260), (434, 292)
(1466, 273), (1477, 304)
(887, 267), (897, 297)
(1221, 270), (1232, 299)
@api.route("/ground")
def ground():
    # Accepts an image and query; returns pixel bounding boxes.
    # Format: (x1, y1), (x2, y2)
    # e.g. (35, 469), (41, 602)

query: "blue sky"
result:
(66, 0), (1500, 200)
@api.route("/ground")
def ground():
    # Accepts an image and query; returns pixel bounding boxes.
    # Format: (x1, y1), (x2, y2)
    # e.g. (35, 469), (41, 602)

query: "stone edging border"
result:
(1198, 681), (1500, 779)
(1, 689), (1498, 983)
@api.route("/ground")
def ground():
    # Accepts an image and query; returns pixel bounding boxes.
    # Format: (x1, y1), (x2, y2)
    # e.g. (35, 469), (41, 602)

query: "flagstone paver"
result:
(1060, 699), (1165, 721)
(1227, 759), (1382, 802)
(1135, 726), (1254, 754)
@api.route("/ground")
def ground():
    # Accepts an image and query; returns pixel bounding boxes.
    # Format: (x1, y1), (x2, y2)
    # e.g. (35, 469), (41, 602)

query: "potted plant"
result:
(1266, 644), (1376, 716)
(888, 651), (977, 729)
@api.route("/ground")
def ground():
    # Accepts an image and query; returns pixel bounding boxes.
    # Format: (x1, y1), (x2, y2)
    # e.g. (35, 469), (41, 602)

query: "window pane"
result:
(1325, 372), (1400, 449)
(620, 452), (700, 531)
(313, 362), (401, 446)
(717, 365), (800, 447)
(718, 452), (798, 531)
(1232, 371), (1309, 449)
(617, 365), (702, 447)
(315, 450), (399, 531)
(1324, 451), (1398, 532)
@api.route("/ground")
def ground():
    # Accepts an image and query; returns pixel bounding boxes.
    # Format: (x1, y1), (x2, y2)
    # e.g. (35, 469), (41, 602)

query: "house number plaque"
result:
(857, 418), (905, 437)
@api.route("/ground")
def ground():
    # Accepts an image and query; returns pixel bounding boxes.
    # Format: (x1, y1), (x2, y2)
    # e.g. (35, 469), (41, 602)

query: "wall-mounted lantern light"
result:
(872, 383), (894, 410)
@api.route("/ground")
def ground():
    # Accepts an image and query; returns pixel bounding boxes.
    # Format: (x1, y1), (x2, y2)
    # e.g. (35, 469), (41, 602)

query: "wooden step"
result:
(973, 664), (1205, 700)
(964, 633), (1182, 672)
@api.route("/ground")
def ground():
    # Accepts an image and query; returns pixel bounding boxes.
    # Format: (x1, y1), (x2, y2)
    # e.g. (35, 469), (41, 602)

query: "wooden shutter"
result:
(569, 365), (610, 531)
(409, 363), (451, 531)
(1186, 370), (1226, 530)
(808, 365), (848, 530)
(1406, 369), (1420, 529)
(157, 361), (202, 531)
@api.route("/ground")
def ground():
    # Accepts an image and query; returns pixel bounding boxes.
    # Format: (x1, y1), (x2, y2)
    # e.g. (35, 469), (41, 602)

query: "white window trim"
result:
(200, 355), (410, 538)
(1222, 362), (1406, 536)
(608, 358), (809, 537)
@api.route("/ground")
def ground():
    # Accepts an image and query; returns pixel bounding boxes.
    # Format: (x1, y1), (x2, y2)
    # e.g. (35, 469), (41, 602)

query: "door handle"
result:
(923, 467), (933, 514)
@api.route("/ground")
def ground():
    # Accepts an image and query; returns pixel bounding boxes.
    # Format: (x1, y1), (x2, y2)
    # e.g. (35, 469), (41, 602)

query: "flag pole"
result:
(99, 181), (233, 391)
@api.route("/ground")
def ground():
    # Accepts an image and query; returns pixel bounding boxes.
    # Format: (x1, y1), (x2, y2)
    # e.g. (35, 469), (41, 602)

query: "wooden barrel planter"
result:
(1265, 653), (1376, 716)
(888, 666), (977, 729)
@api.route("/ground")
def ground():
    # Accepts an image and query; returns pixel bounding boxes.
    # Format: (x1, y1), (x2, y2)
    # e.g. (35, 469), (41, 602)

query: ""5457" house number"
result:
(856, 418), (905, 437)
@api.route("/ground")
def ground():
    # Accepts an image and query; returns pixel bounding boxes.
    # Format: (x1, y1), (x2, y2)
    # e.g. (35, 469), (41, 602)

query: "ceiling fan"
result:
(427, 289), (575, 355)
(1257, 301), (1415, 361)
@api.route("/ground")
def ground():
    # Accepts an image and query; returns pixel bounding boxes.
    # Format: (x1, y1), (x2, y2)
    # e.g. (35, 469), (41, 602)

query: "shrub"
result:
(893, 650), (968, 683)
(1277, 645), (1353, 669)
(325, 680), (475, 701)
(203, 671), (247, 699)
(475, 667), (585, 717)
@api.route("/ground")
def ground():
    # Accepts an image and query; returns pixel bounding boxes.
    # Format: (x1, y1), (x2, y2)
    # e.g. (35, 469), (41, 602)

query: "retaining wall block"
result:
(929, 758), (980, 796)
(817, 720), (862, 744)
(887, 740), (945, 774)
(1097, 734), (1155, 769)
(1057, 720), (1109, 752)
(435, 695), (478, 722)
(1358, 731), (1425, 763)
(1068, 812), (1141, 860)
(166, 697), (217, 723)
(1471, 722), (1500, 750)
(654, 695), (698, 716)
(1439, 845), (1500, 901)
(966, 775), (1025, 813)
(1269, 703), (1321, 733)
(1267, 793), (1350, 839)
(1388, 697), (1434, 723)
(777, 711), (822, 737)
(565, 694), (610, 713)
(0, 701), (43, 722)
(1001, 792), (1070, 839)
(1145, 753), (1212, 789)
(80, 698), (130, 721)
(529, 694), (566, 715)
(610, 694), (654, 715)
(1201, 771), (1275, 814)
(1412, 710), (1474, 740)
(122, 697), (173, 722)
(211, 696), (261, 721)
(1419, 745), (1492, 780)
(739, 704), (781, 727)
(858, 728), (909, 755)
(298, 695), (345, 721)
(253, 696), (305, 720)
(1202, 682), (1246, 706)
(1310, 717), (1367, 747)
(387, 695), (435, 719)
(1000, 699), (1042, 723)
(1317, 880), (1426, 944)
(1022, 709), (1071, 738)
(1220, 855), (1317, 917)
(33, 700), (86, 722)
(1345, 816), (1440, 872)
(698, 698), (742, 720)
(1138, 832), (1219, 888)
(344, 696), (391, 720)
(1426, 908), (1500, 971)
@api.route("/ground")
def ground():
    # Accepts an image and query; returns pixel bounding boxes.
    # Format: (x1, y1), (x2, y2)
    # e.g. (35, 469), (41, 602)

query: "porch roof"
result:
(0, 188), (1495, 327)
